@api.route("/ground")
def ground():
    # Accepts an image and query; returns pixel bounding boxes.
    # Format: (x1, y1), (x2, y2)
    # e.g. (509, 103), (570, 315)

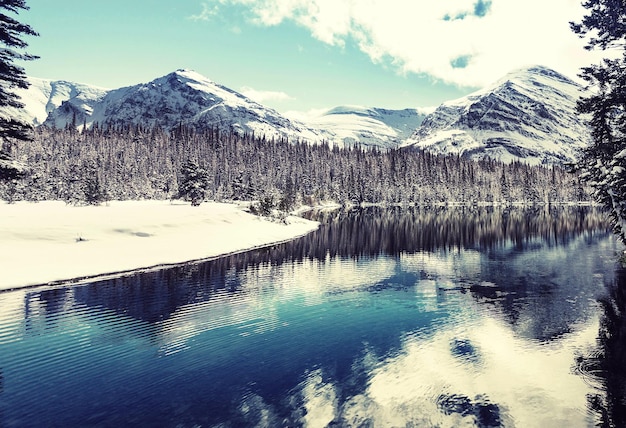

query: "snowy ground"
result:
(0, 200), (319, 290)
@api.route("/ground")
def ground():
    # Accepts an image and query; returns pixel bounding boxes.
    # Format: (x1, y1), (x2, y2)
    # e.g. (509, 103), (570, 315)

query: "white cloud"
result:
(240, 86), (295, 103)
(189, 2), (219, 21)
(205, 0), (609, 87)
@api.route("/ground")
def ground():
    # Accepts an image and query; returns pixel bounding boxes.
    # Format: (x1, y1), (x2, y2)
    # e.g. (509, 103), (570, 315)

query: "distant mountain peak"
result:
(402, 65), (587, 165)
(40, 69), (327, 142)
(172, 68), (207, 80)
(509, 64), (576, 83)
(165, 69), (214, 87)
(2, 77), (108, 126)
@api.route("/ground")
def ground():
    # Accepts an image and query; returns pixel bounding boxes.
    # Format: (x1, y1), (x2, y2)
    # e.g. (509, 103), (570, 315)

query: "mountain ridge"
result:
(401, 65), (588, 165)
(2, 77), (108, 126)
(7, 65), (588, 164)
(43, 69), (327, 143)
(291, 105), (432, 149)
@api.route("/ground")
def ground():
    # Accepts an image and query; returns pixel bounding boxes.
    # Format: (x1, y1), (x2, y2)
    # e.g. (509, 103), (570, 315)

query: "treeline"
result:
(0, 125), (591, 206)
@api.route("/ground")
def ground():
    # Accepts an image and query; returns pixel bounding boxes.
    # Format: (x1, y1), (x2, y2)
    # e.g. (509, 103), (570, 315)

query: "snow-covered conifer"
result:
(178, 159), (210, 206)
(571, 0), (626, 240)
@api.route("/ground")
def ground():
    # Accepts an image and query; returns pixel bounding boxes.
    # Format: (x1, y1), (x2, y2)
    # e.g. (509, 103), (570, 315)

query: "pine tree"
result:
(177, 159), (210, 206)
(571, 0), (626, 240)
(278, 175), (296, 212)
(0, 0), (38, 181)
(82, 160), (106, 205)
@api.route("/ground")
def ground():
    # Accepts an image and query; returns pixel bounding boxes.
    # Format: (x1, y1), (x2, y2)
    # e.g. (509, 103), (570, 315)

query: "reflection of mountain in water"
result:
(466, 230), (616, 342)
(30, 206), (611, 327)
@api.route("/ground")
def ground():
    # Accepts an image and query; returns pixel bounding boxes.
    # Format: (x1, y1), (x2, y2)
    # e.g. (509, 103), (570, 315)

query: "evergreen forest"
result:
(0, 125), (592, 209)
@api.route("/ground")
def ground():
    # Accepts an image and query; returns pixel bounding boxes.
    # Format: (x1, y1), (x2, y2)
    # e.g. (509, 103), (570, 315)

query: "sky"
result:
(18, 0), (605, 114)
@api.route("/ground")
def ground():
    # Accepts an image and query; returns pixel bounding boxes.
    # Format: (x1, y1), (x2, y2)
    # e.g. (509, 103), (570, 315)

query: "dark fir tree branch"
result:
(570, 0), (626, 50)
(0, 0), (37, 162)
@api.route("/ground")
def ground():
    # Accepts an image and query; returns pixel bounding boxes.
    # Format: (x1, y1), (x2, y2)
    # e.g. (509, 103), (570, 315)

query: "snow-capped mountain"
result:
(7, 66), (589, 159)
(4, 77), (107, 126)
(44, 69), (326, 142)
(295, 106), (431, 149)
(402, 66), (588, 165)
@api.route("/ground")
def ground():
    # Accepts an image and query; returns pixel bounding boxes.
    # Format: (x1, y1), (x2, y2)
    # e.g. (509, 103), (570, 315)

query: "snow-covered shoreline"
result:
(0, 200), (319, 291)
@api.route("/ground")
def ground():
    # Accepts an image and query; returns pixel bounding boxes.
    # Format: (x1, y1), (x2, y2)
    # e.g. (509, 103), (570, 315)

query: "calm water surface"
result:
(1, 206), (624, 427)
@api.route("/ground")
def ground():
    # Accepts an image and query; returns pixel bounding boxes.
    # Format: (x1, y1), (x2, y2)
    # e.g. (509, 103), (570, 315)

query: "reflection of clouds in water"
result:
(234, 313), (600, 427)
(154, 256), (398, 353)
(400, 250), (482, 314)
(156, 292), (281, 355)
(361, 315), (598, 426)
(237, 393), (281, 427)
(400, 250), (482, 281)
(297, 370), (339, 428)
(137, 235), (609, 424)
(155, 238), (599, 360)
(401, 235), (615, 343)
(289, 256), (398, 303)
(235, 370), (339, 428)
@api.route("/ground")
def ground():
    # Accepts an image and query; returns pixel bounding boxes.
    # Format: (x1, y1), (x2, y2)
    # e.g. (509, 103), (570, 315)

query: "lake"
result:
(1, 206), (624, 427)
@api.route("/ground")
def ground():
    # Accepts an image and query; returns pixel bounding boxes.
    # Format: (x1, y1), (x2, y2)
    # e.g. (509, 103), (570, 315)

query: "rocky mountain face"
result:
(43, 70), (326, 142)
(3, 77), (107, 127)
(401, 66), (588, 165)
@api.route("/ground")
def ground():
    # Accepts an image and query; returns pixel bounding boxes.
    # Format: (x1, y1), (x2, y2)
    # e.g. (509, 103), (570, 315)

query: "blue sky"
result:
(19, 0), (602, 113)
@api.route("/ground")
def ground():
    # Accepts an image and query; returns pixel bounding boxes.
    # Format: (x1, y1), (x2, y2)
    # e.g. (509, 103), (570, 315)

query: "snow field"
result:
(0, 200), (319, 290)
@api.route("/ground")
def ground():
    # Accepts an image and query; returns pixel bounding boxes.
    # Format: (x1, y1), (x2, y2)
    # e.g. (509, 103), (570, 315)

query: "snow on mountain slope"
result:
(2, 77), (108, 126)
(7, 66), (589, 157)
(296, 106), (432, 149)
(45, 69), (326, 142)
(402, 66), (588, 165)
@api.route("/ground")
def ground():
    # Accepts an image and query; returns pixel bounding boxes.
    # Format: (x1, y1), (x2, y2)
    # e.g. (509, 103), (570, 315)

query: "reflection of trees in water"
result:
(31, 206), (612, 326)
(302, 205), (610, 258)
(300, 206), (615, 345)
(72, 260), (248, 323)
(322, 206), (612, 344)
(18, 205), (622, 426)
(19, 257), (246, 327)
(582, 267), (626, 427)
(23, 287), (71, 334)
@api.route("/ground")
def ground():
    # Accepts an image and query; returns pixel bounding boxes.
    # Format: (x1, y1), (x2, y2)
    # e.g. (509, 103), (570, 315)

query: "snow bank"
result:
(0, 200), (319, 290)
